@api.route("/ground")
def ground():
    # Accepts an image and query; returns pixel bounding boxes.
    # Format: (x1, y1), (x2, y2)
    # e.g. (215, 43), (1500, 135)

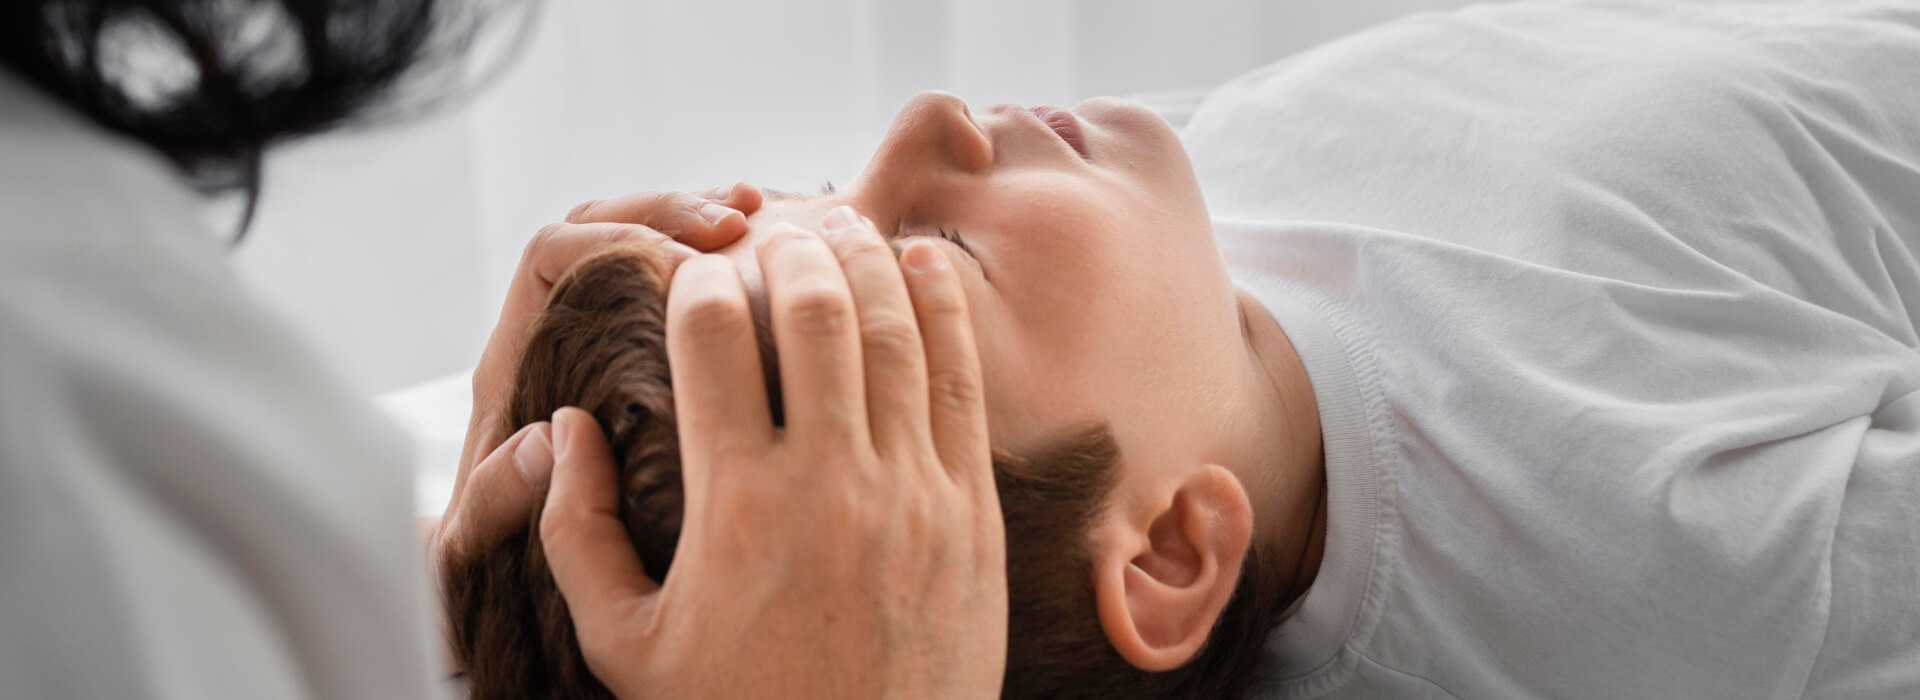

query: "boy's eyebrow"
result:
(761, 181), (837, 202)
(761, 188), (809, 202)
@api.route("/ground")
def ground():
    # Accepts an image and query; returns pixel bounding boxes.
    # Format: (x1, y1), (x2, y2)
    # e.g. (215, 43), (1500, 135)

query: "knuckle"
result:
(599, 222), (659, 244)
(536, 505), (581, 551)
(664, 190), (703, 212)
(860, 312), (921, 355)
(798, 424), (866, 464)
(918, 283), (968, 318)
(927, 366), (984, 409)
(834, 229), (892, 259)
(897, 490), (937, 546)
(522, 222), (595, 272)
(527, 222), (570, 256)
(653, 192), (706, 232)
(777, 283), (855, 336)
(433, 517), (468, 557)
(822, 484), (883, 534)
(623, 226), (672, 250)
(675, 291), (754, 339)
(565, 199), (601, 223)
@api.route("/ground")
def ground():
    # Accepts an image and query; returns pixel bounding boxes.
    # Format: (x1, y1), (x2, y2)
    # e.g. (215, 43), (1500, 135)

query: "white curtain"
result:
(233, 0), (1498, 392)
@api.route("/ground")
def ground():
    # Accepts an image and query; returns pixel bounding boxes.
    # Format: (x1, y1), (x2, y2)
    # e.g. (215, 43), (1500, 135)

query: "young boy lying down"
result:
(446, 1), (1920, 697)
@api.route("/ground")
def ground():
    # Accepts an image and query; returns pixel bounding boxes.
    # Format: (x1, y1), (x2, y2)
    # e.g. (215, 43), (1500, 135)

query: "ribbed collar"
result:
(1233, 270), (1393, 690)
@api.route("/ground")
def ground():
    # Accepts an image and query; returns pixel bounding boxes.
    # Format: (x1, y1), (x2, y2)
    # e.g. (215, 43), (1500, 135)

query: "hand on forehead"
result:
(714, 188), (851, 293)
(711, 190), (879, 341)
(703, 191), (879, 392)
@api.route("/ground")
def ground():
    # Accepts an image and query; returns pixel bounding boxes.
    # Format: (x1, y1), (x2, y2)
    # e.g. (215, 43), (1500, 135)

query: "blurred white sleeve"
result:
(0, 72), (445, 700)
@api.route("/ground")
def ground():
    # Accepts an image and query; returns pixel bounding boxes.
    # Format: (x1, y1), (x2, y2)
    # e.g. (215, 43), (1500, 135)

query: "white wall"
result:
(232, 109), (492, 394)
(233, 0), (1501, 393)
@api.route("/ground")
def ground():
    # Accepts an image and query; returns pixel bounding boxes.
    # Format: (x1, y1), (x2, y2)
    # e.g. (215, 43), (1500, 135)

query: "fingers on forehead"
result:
(667, 254), (753, 321)
(755, 226), (871, 447)
(821, 211), (933, 456)
(900, 242), (992, 482)
(666, 255), (777, 449)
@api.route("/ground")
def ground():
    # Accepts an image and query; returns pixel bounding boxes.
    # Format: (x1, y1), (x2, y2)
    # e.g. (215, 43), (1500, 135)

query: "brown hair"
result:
(442, 245), (1293, 699)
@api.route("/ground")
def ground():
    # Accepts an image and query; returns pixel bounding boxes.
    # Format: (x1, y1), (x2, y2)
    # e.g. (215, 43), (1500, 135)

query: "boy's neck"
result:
(1231, 287), (1328, 605)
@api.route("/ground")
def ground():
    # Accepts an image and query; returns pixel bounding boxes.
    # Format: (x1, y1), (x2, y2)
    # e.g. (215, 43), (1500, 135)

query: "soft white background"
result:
(233, 0), (1499, 393)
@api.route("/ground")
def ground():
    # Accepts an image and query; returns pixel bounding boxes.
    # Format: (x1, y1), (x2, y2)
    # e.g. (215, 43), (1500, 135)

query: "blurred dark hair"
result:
(0, 0), (519, 239)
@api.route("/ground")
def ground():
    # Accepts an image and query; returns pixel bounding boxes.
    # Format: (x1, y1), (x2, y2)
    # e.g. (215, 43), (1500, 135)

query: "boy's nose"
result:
(867, 91), (993, 181)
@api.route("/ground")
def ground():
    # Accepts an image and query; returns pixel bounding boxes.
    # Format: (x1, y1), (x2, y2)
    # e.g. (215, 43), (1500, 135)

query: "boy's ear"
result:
(1089, 464), (1254, 671)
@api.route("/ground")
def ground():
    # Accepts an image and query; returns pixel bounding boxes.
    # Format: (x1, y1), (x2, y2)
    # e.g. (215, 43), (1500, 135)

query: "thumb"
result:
(439, 422), (552, 564)
(542, 407), (662, 659)
(565, 186), (761, 251)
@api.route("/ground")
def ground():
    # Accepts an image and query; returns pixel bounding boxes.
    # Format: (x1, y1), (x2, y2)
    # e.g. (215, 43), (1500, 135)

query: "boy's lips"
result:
(1029, 105), (1088, 160)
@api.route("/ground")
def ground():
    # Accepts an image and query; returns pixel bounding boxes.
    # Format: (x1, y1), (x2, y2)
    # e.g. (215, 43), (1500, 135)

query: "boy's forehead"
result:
(713, 196), (831, 269)
(706, 189), (901, 424)
(746, 189), (840, 234)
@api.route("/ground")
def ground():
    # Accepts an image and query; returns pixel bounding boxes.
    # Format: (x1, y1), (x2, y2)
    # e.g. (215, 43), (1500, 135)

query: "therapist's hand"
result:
(541, 206), (1007, 700)
(431, 184), (765, 674)
(438, 183), (765, 570)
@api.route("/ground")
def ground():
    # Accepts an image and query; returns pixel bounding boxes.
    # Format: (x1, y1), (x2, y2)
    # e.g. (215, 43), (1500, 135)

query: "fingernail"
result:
(700, 202), (738, 226)
(514, 425), (554, 487)
(901, 240), (948, 273)
(714, 182), (737, 200)
(825, 205), (861, 229)
(550, 409), (572, 460)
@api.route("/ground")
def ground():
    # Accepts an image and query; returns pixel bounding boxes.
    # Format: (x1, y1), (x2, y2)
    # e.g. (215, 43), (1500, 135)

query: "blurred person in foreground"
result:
(0, 1), (1006, 699)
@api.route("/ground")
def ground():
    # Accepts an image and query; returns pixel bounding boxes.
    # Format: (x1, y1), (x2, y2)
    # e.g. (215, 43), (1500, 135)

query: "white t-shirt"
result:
(0, 72), (443, 699)
(1184, 1), (1920, 697)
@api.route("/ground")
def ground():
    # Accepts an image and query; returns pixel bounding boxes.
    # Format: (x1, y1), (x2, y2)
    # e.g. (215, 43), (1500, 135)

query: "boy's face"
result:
(724, 91), (1246, 475)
